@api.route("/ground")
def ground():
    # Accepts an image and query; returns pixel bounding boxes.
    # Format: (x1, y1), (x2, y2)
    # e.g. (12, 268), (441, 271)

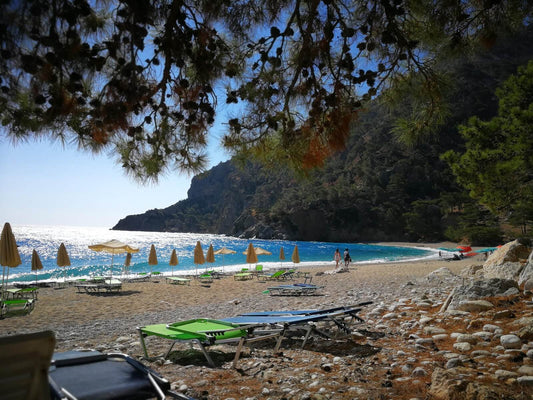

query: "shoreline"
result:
(7, 241), (463, 285)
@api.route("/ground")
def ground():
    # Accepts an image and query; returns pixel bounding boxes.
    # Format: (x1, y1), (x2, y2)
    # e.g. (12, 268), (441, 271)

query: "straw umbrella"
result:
(0, 222), (21, 298)
(31, 249), (43, 286)
(291, 245), (300, 266)
(89, 239), (139, 278)
(57, 242), (71, 283)
(148, 244), (158, 275)
(254, 247), (272, 256)
(214, 247), (236, 273)
(244, 243), (258, 270)
(279, 247), (285, 269)
(193, 241), (205, 276)
(205, 244), (215, 272)
(169, 249), (178, 276)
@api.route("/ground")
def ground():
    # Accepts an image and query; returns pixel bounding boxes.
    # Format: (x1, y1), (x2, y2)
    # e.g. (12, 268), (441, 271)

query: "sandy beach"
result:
(0, 242), (493, 399)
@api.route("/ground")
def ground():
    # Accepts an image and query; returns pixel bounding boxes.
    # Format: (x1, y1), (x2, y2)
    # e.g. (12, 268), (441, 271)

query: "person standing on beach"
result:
(343, 248), (351, 270)
(334, 249), (341, 269)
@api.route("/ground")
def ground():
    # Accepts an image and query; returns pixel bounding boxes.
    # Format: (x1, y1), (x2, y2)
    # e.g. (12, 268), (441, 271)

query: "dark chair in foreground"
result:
(0, 330), (55, 400)
(49, 350), (191, 399)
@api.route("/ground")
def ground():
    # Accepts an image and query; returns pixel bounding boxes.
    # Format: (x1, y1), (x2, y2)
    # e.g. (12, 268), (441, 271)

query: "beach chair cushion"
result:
(49, 350), (183, 400)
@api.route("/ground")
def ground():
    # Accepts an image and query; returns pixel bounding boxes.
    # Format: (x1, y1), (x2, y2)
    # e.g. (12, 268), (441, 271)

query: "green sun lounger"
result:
(137, 318), (282, 368)
(0, 298), (35, 318)
(233, 272), (253, 281)
(166, 277), (191, 285)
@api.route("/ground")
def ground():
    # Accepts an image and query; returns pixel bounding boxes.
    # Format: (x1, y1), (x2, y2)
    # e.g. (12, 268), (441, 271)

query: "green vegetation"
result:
(1, 0), (531, 179)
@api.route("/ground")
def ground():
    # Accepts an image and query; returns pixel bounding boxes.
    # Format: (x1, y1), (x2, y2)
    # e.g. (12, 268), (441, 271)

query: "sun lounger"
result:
(222, 307), (364, 348)
(0, 298), (35, 318)
(197, 273), (213, 284)
(0, 330), (55, 400)
(49, 350), (190, 399)
(233, 272), (253, 281)
(5, 287), (39, 299)
(166, 277), (191, 285)
(267, 283), (324, 296)
(75, 279), (122, 294)
(138, 318), (282, 368)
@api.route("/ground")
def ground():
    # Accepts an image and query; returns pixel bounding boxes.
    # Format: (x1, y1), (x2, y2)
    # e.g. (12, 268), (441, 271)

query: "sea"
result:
(4, 225), (439, 284)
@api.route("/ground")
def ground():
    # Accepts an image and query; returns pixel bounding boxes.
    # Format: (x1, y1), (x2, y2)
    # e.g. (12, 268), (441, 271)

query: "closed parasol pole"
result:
(0, 222), (22, 299)
(57, 243), (71, 284)
(279, 247), (285, 269)
(31, 249), (43, 286)
(148, 244), (158, 275)
(169, 249), (178, 276)
(193, 241), (205, 276)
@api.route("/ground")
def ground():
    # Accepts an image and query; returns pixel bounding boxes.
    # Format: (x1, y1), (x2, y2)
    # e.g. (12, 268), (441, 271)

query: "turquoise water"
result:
(4, 225), (437, 283)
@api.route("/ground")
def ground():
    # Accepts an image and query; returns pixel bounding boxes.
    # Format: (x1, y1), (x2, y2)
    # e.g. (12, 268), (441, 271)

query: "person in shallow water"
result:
(334, 248), (341, 269)
(343, 249), (352, 270)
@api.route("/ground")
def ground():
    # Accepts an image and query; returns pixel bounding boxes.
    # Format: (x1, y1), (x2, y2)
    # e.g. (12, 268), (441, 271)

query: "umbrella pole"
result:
(111, 254), (114, 279)
(1, 266), (5, 300)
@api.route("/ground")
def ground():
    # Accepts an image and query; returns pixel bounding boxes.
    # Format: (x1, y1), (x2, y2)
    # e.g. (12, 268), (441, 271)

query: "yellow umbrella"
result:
(279, 247), (285, 268)
(148, 244), (158, 274)
(193, 241), (205, 276)
(0, 222), (21, 298)
(31, 249), (43, 285)
(254, 247), (272, 256)
(205, 244), (215, 271)
(88, 239), (139, 278)
(169, 249), (178, 276)
(214, 247), (235, 273)
(292, 245), (300, 265)
(57, 243), (71, 283)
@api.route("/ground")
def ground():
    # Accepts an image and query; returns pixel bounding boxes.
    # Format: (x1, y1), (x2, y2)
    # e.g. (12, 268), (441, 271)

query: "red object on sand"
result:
(457, 245), (472, 252)
(464, 252), (477, 257)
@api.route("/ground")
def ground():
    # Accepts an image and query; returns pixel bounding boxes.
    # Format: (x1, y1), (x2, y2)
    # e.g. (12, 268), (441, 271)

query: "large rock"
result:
(447, 279), (518, 311)
(518, 249), (533, 286)
(483, 240), (530, 281)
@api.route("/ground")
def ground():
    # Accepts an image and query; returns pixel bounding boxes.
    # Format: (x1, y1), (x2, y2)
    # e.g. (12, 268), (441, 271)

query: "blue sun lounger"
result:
(222, 307), (364, 348)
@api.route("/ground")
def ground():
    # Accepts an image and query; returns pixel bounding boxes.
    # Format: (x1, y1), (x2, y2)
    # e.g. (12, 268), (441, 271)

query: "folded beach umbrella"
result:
(205, 244), (215, 271)
(169, 249), (178, 276)
(279, 247), (285, 268)
(0, 222), (21, 298)
(244, 243), (258, 266)
(31, 249), (43, 285)
(148, 244), (158, 275)
(57, 243), (71, 283)
(292, 245), (300, 265)
(89, 239), (139, 278)
(193, 241), (205, 276)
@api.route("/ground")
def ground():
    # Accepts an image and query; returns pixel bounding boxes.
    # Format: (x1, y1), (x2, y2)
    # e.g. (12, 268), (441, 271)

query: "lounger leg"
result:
(195, 340), (215, 367)
(302, 326), (314, 349)
(147, 372), (166, 400)
(232, 337), (246, 368)
(273, 331), (285, 353)
(138, 329), (150, 358)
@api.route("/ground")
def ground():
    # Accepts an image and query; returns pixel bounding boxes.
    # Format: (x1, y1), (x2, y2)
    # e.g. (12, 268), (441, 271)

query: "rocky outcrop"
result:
(483, 239), (531, 280)
(446, 278), (519, 311)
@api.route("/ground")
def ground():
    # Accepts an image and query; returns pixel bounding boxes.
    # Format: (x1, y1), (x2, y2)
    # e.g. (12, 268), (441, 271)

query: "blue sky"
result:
(0, 132), (230, 228)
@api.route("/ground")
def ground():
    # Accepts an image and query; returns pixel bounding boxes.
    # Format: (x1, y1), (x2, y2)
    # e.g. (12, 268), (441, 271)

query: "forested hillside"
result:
(113, 29), (533, 245)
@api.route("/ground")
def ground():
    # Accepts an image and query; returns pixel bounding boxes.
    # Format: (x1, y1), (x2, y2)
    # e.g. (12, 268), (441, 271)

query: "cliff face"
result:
(112, 160), (292, 238)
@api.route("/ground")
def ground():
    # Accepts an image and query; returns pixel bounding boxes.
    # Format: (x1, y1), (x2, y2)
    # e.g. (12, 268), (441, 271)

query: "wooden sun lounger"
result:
(166, 277), (191, 285)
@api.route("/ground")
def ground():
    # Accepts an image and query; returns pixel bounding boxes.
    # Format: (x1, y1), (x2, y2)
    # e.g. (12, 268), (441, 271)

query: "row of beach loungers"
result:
(0, 304), (371, 398)
(138, 304), (370, 368)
